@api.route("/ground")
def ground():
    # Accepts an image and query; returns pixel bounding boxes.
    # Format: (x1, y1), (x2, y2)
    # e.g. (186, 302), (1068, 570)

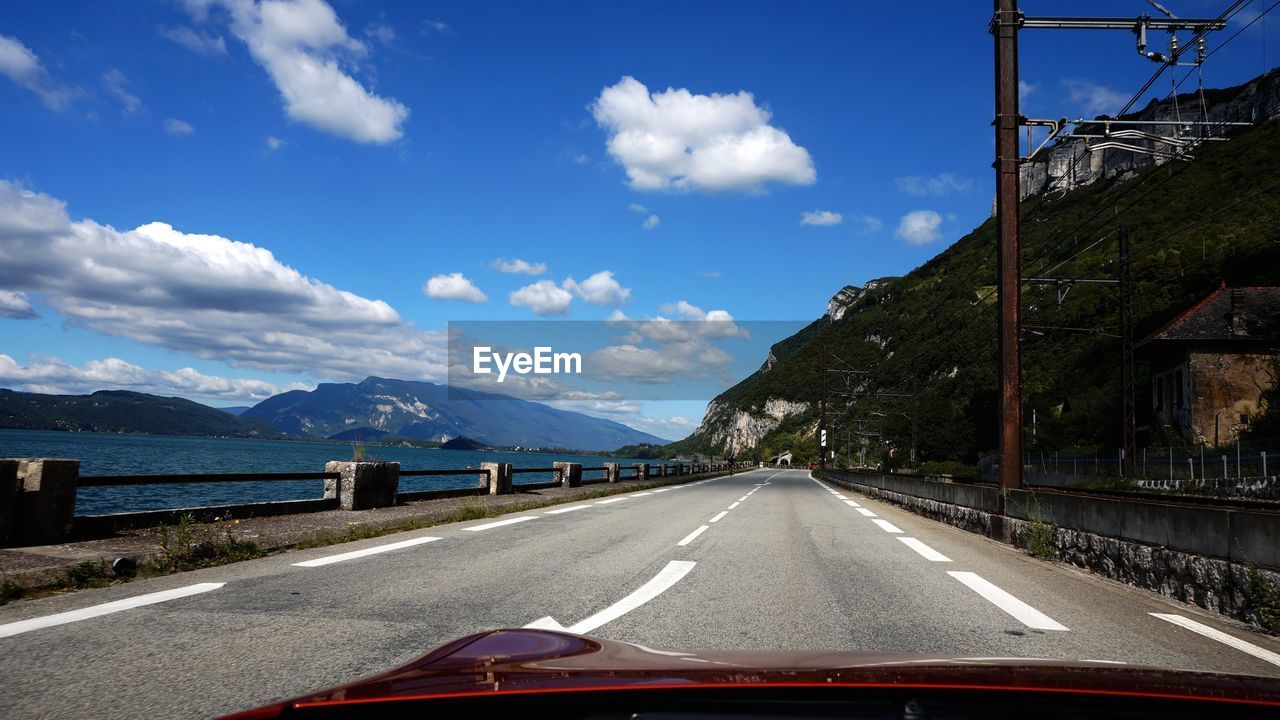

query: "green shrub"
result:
(65, 560), (111, 589)
(1026, 519), (1059, 560)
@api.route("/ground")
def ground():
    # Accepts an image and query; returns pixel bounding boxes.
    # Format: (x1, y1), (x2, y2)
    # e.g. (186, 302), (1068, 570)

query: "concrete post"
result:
(483, 462), (513, 495)
(604, 462), (620, 483)
(634, 463), (649, 481)
(0, 459), (17, 545)
(324, 461), (400, 510)
(13, 458), (79, 544)
(554, 461), (582, 488)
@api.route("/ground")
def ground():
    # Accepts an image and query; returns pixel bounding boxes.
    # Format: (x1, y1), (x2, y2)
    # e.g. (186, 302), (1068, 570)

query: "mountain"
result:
(243, 376), (666, 451)
(326, 427), (390, 442)
(671, 71), (1280, 466)
(218, 406), (252, 416)
(0, 389), (287, 438)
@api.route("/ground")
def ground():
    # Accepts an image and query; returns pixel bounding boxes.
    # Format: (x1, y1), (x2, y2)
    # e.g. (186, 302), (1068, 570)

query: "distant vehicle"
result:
(222, 629), (1280, 719)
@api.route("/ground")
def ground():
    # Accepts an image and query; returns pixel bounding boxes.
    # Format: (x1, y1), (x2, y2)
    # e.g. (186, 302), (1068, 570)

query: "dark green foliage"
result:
(680, 117), (1280, 464)
(64, 561), (111, 589)
(0, 389), (285, 438)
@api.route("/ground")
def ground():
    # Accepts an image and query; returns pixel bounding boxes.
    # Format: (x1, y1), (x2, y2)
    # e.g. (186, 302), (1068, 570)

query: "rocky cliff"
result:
(1018, 68), (1280, 201)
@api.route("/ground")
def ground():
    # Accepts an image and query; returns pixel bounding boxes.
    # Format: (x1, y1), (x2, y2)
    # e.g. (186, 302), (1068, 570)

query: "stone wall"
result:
(826, 470), (1280, 631)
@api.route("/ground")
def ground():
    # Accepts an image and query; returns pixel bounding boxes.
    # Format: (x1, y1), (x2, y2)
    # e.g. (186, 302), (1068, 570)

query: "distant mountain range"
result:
(0, 378), (666, 451)
(243, 376), (665, 450)
(0, 389), (285, 438)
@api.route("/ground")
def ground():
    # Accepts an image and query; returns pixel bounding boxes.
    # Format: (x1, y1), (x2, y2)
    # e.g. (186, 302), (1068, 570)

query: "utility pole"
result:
(993, 0), (1024, 519)
(1120, 226), (1136, 478)
(990, 1), (1223, 536)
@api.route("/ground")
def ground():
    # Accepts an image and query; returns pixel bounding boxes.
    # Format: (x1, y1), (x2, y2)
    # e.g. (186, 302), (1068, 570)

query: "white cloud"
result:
(591, 76), (816, 192)
(364, 21), (395, 45)
(1062, 78), (1128, 118)
(0, 354), (307, 403)
(160, 25), (228, 55)
(102, 68), (144, 115)
(851, 213), (883, 235)
(423, 272), (487, 302)
(894, 173), (975, 196)
(649, 302), (748, 339)
(265, 135), (286, 150)
(0, 290), (35, 319)
(0, 180), (446, 381)
(164, 118), (195, 135)
(895, 210), (943, 246)
(510, 279), (573, 316)
(1019, 80), (1035, 103)
(202, 0), (410, 144)
(0, 34), (75, 110)
(491, 257), (546, 275)
(421, 18), (451, 35)
(699, 270), (722, 279)
(563, 270), (630, 306)
(800, 210), (842, 226)
(627, 203), (648, 213)
(642, 214), (660, 230)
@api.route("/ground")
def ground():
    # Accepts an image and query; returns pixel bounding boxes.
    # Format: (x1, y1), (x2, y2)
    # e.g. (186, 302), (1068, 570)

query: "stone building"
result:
(1139, 286), (1280, 446)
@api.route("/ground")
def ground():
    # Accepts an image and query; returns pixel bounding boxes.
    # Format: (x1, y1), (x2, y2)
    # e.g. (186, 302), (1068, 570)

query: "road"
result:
(3, 468), (1280, 718)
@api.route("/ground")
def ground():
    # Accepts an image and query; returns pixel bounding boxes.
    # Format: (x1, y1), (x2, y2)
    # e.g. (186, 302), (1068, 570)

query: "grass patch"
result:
(1026, 519), (1059, 560)
(1243, 561), (1280, 633)
(153, 513), (266, 573)
(1, 578), (25, 605)
(64, 560), (112, 589)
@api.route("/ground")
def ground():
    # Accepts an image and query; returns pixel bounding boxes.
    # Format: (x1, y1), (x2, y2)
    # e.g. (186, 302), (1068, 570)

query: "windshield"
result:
(2, 1), (1280, 718)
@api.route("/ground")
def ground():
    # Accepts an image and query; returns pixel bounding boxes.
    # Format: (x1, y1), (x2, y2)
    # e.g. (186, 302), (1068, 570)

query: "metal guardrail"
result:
(78, 471), (340, 487)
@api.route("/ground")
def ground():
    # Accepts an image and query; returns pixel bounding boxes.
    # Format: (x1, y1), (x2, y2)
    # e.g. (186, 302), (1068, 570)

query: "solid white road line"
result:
(596, 497), (629, 505)
(632, 492), (652, 497)
(948, 571), (1068, 631)
(1150, 613), (1280, 667)
(464, 516), (538, 531)
(843, 499), (863, 508)
(677, 525), (711, 546)
(728, 502), (741, 509)
(872, 519), (904, 534)
(855, 508), (878, 517)
(0, 583), (224, 639)
(544, 505), (590, 515)
(293, 536), (442, 567)
(525, 561), (696, 634)
(897, 537), (952, 562)
(709, 511), (728, 523)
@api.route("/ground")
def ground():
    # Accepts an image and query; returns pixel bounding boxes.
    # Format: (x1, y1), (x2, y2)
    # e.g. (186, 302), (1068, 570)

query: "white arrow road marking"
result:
(0, 583), (224, 639)
(1151, 613), (1280, 667)
(293, 536), (441, 567)
(948, 571), (1068, 631)
(897, 537), (952, 562)
(464, 516), (537, 531)
(524, 561), (697, 634)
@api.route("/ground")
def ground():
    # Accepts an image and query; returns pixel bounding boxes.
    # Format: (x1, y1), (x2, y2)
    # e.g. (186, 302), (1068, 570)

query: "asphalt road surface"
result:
(3, 468), (1280, 718)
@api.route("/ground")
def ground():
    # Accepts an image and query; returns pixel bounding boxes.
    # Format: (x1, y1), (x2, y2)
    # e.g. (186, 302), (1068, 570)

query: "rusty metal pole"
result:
(993, 0), (1024, 535)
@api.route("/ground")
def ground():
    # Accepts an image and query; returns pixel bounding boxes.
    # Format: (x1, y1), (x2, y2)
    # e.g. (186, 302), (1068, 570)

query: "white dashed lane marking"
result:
(677, 525), (710, 546)
(464, 516), (537, 532)
(948, 571), (1068, 631)
(897, 537), (952, 562)
(1151, 613), (1280, 667)
(0, 584), (225, 639)
(293, 536), (441, 567)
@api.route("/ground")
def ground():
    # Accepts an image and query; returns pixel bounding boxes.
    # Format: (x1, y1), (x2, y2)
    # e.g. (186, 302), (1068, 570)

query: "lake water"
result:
(0, 429), (650, 516)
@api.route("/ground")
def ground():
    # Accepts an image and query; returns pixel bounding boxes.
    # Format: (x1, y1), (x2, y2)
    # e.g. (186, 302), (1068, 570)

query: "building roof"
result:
(1141, 285), (1280, 346)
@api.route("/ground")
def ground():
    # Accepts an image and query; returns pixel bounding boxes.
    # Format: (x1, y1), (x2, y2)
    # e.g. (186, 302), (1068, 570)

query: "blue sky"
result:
(0, 0), (1275, 439)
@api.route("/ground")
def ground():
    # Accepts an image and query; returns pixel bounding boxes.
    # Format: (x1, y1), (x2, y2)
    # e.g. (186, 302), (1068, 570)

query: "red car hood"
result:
(224, 628), (1280, 716)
